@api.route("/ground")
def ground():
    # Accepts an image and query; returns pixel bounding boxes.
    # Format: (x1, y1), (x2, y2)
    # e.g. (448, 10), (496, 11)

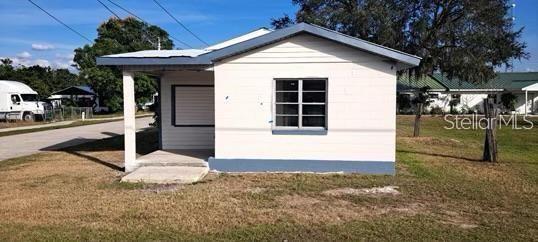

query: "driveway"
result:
(0, 117), (153, 161)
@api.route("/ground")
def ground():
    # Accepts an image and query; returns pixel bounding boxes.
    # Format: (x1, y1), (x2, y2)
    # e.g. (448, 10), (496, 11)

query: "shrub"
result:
(430, 106), (443, 116)
(500, 92), (518, 111)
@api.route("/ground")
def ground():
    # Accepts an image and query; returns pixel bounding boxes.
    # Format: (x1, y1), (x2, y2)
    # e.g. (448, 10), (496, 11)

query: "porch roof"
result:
(96, 23), (421, 70)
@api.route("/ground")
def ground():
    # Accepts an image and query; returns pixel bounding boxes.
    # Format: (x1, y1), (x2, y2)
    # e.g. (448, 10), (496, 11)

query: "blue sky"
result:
(0, 0), (536, 72)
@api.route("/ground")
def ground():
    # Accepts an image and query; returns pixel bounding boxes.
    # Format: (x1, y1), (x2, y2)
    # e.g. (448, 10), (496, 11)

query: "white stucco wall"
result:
(513, 92), (538, 114)
(213, 34), (397, 162)
(160, 71), (214, 149)
(424, 93), (489, 113)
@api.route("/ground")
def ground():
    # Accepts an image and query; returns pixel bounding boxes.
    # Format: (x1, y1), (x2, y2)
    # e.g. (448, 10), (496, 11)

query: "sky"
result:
(0, 0), (536, 73)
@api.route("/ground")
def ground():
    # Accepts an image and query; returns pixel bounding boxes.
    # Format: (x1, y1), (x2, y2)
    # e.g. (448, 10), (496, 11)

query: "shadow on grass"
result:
(67, 150), (125, 172)
(397, 149), (484, 162)
(51, 128), (159, 172)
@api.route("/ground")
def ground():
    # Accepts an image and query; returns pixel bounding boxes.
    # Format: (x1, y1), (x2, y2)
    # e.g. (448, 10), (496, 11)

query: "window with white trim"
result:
(274, 79), (327, 129)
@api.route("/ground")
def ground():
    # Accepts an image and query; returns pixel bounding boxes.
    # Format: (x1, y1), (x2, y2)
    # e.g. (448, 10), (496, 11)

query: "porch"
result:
(121, 149), (213, 184)
(120, 67), (215, 183)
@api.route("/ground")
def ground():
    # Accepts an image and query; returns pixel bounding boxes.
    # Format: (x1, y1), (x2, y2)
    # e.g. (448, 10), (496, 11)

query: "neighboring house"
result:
(97, 23), (421, 174)
(48, 85), (104, 112)
(397, 75), (448, 113)
(397, 72), (538, 114)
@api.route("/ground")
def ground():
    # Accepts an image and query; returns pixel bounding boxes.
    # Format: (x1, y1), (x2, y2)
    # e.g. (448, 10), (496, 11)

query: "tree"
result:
(271, 14), (295, 29)
(274, 0), (527, 145)
(0, 58), (81, 99)
(275, 0), (527, 81)
(74, 17), (173, 112)
(412, 87), (432, 137)
(500, 92), (517, 112)
(449, 95), (461, 114)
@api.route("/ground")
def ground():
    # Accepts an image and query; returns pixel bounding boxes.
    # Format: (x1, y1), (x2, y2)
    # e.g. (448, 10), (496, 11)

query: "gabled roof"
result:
(51, 85), (96, 96)
(97, 23), (421, 70)
(205, 28), (272, 51)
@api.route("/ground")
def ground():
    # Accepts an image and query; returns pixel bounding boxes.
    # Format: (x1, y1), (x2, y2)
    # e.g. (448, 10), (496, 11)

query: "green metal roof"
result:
(431, 72), (538, 91)
(397, 75), (447, 91)
(490, 72), (538, 90)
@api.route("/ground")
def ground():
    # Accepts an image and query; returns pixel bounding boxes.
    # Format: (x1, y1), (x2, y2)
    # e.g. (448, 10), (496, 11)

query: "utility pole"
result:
(508, 1), (516, 72)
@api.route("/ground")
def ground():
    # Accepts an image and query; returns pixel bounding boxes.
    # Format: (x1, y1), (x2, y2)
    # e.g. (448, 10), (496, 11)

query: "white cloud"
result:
(55, 53), (75, 61)
(16, 51), (31, 59)
(525, 68), (535, 72)
(32, 43), (55, 51)
(33, 59), (51, 67)
(3, 51), (77, 72)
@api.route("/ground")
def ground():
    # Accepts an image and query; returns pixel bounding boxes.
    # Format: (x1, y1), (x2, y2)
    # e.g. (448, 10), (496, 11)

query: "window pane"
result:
(276, 92), (298, 102)
(303, 92), (326, 103)
(276, 80), (298, 91)
(303, 80), (326, 91)
(302, 105), (325, 115)
(303, 116), (325, 127)
(276, 104), (298, 114)
(276, 116), (298, 127)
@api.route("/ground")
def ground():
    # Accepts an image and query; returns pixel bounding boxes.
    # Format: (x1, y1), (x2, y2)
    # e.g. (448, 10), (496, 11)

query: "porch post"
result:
(525, 90), (528, 116)
(123, 71), (137, 172)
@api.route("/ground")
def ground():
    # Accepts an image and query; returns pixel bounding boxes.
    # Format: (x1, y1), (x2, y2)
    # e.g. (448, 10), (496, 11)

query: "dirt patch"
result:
(440, 211), (479, 229)
(274, 194), (425, 225)
(400, 136), (464, 147)
(246, 187), (267, 194)
(322, 186), (401, 196)
(277, 194), (323, 207)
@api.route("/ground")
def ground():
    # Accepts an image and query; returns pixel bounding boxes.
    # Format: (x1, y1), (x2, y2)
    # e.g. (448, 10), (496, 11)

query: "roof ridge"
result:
(300, 23), (422, 60)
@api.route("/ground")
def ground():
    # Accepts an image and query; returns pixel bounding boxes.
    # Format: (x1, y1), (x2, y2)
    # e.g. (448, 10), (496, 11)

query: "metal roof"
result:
(103, 49), (209, 58)
(432, 72), (538, 91)
(51, 85), (96, 96)
(96, 23), (421, 70)
(397, 75), (447, 91)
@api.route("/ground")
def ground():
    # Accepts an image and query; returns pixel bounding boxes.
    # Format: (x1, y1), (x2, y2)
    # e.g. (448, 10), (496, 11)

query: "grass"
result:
(0, 116), (536, 241)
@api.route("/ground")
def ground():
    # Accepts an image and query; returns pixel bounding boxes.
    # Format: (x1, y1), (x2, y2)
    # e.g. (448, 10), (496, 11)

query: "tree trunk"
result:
(413, 103), (423, 137)
(482, 98), (498, 162)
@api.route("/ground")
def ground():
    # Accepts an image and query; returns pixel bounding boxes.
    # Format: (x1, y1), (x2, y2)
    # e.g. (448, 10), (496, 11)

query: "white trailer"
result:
(0, 80), (46, 121)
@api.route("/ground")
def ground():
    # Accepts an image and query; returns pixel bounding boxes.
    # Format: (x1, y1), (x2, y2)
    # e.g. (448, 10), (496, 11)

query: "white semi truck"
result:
(0, 80), (46, 121)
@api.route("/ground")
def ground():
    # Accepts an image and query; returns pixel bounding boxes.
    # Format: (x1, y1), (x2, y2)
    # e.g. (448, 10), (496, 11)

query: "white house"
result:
(97, 23), (421, 174)
(397, 72), (538, 115)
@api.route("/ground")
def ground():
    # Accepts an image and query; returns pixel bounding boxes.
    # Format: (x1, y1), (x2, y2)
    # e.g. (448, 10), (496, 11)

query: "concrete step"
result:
(121, 166), (209, 184)
(137, 160), (208, 167)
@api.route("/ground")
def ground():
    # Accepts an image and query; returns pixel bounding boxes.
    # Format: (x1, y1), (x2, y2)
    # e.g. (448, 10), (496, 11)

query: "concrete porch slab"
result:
(121, 166), (209, 184)
(136, 149), (212, 167)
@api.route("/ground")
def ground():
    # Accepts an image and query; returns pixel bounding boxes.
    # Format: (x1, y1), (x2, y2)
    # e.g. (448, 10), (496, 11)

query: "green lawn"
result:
(0, 116), (536, 241)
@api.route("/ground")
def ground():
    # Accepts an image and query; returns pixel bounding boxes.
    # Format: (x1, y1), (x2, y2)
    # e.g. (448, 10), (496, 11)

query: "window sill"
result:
(271, 129), (328, 135)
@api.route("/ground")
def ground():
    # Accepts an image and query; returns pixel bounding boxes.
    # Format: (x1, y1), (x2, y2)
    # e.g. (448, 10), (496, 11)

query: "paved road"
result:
(0, 117), (153, 161)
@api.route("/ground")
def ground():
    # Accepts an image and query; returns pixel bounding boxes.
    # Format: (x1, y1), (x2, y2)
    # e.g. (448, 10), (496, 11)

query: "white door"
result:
(10, 94), (22, 112)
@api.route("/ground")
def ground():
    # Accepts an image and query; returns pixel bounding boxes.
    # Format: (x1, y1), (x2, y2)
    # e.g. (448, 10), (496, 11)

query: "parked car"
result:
(0, 80), (47, 121)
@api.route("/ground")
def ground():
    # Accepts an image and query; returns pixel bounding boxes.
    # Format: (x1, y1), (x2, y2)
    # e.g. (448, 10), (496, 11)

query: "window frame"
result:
(272, 78), (328, 134)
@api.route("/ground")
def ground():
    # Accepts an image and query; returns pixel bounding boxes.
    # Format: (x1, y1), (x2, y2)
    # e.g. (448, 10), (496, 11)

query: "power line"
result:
(27, 0), (93, 43)
(106, 0), (144, 22)
(96, 0), (121, 19)
(106, 0), (192, 49)
(151, 0), (209, 46)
